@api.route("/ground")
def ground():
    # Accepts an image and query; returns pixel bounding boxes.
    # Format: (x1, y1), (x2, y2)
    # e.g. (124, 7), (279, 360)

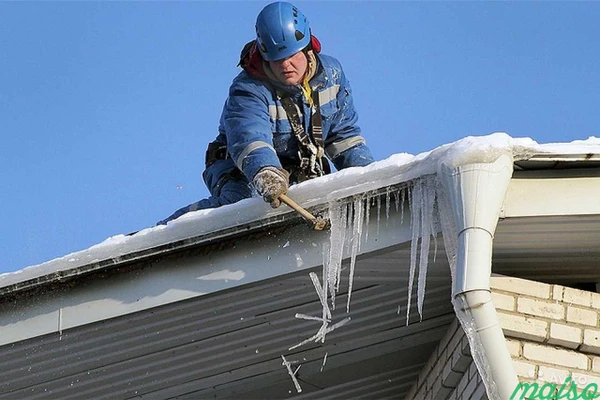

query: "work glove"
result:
(253, 166), (290, 208)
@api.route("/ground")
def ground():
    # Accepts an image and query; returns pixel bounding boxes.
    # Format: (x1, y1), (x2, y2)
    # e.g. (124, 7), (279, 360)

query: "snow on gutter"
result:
(2, 133), (600, 395)
(2, 132), (599, 293)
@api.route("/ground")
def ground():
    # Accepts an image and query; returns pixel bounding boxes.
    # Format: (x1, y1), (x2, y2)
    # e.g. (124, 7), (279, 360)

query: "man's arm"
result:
(220, 77), (282, 181)
(219, 76), (290, 207)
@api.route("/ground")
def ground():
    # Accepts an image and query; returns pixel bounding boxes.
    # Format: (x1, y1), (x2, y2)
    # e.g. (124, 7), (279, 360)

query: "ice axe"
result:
(278, 194), (331, 231)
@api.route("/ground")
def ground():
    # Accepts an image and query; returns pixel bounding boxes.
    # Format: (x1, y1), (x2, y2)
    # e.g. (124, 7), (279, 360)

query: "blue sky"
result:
(1, 1), (598, 274)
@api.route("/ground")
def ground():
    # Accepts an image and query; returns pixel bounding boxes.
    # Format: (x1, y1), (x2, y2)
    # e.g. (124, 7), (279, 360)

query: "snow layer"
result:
(2, 132), (600, 291)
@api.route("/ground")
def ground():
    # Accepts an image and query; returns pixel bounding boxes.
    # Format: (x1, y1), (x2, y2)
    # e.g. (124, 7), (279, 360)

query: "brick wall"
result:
(404, 319), (488, 400)
(405, 276), (600, 400)
(492, 275), (600, 399)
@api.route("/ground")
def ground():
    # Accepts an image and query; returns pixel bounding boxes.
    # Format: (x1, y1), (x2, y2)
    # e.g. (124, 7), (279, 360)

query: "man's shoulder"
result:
(317, 53), (343, 70)
(230, 71), (272, 95)
(315, 53), (348, 86)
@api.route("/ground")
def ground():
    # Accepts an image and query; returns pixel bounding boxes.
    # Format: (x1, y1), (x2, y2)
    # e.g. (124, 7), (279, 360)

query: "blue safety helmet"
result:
(255, 2), (311, 62)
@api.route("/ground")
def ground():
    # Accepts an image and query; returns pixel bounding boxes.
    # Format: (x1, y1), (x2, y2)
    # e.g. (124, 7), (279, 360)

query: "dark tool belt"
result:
(205, 140), (228, 169)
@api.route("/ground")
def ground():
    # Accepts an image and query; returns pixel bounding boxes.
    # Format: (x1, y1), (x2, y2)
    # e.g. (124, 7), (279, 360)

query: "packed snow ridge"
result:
(2, 132), (600, 293)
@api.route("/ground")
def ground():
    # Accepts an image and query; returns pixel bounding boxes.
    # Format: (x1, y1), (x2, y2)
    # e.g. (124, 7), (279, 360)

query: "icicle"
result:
(385, 187), (391, 224)
(289, 328), (324, 351)
(322, 241), (330, 313)
(417, 177), (436, 320)
(323, 241), (328, 271)
(394, 188), (400, 212)
(309, 272), (332, 320)
(327, 202), (348, 310)
(376, 195), (382, 237)
(436, 177), (458, 283)
(281, 355), (302, 393)
(319, 320), (328, 344)
(431, 196), (439, 264)
(345, 201), (354, 248)
(289, 336), (312, 351)
(288, 317), (351, 350)
(406, 180), (422, 326)
(323, 252), (327, 304)
(295, 313), (328, 323)
(400, 187), (406, 225)
(364, 197), (370, 243)
(320, 258), (329, 343)
(320, 352), (328, 372)
(454, 295), (501, 399)
(339, 202), (353, 292)
(326, 316), (351, 332)
(347, 198), (364, 313)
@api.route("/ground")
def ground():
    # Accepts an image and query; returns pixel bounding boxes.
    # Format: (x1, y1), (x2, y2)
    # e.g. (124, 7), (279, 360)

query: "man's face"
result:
(269, 50), (309, 86)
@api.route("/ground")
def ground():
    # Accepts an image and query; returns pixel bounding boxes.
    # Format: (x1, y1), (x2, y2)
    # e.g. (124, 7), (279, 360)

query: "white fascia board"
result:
(502, 172), (600, 218)
(0, 199), (414, 346)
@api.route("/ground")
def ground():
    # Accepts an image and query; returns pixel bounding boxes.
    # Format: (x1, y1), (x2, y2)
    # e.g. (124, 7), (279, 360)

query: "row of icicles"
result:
(280, 174), (458, 393)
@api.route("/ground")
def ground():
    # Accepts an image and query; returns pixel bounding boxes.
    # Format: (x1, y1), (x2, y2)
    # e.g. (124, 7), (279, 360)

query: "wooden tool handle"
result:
(278, 194), (317, 223)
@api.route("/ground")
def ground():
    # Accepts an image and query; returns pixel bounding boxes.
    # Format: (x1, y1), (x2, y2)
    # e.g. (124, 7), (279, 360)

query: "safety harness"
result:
(278, 89), (330, 183)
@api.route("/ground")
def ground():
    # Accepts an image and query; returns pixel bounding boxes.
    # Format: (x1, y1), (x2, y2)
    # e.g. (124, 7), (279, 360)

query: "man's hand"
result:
(253, 167), (290, 208)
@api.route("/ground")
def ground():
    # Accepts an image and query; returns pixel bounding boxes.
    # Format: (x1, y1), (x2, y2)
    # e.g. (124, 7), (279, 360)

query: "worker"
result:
(157, 1), (374, 225)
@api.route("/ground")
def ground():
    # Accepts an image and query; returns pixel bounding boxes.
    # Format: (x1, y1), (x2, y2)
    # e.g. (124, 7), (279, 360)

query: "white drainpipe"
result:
(440, 153), (519, 400)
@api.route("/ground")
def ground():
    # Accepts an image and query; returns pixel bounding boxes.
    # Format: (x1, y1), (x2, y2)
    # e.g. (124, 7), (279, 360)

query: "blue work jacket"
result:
(214, 52), (374, 182)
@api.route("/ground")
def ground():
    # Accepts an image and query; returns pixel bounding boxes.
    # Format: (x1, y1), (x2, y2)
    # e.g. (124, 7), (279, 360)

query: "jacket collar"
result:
(238, 36), (323, 95)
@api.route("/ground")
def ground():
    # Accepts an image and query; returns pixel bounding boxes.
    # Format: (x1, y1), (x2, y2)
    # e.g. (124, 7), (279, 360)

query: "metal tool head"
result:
(312, 215), (331, 231)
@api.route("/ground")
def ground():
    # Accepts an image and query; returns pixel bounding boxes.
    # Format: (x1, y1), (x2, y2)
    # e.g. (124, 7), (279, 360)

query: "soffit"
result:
(0, 243), (454, 399)
(494, 215), (600, 284)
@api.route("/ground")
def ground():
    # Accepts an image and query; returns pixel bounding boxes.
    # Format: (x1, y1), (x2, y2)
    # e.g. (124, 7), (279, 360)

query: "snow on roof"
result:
(2, 132), (600, 292)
